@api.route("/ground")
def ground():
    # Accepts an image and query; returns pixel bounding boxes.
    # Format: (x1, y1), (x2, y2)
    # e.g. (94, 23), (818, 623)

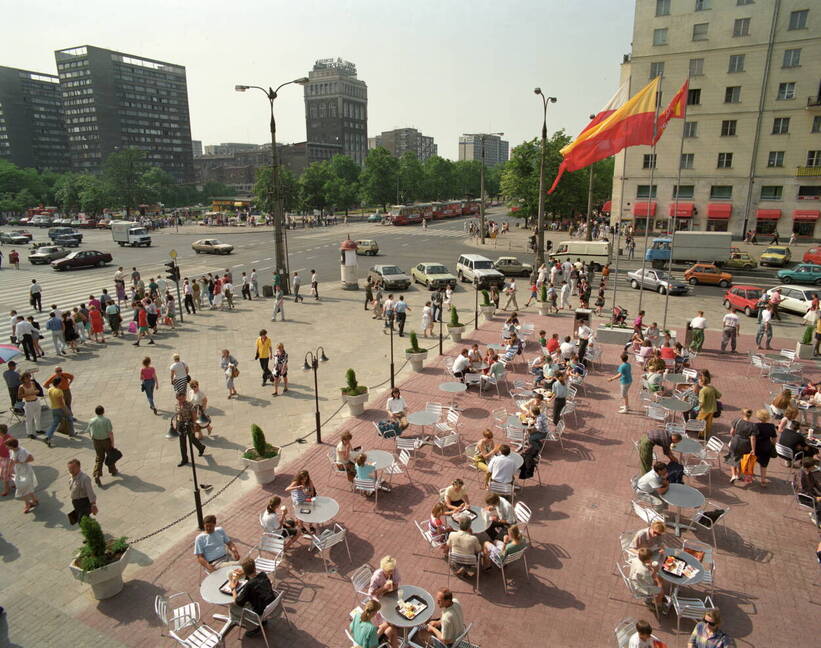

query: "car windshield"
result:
(473, 261), (493, 269)
(654, 272), (673, 281)
(381, 266), (402, 275)
(764, 248), (782, 254)
(427, 265), (448, 274)
(746, 289), (762, 299)
(39, 247), (58, 253)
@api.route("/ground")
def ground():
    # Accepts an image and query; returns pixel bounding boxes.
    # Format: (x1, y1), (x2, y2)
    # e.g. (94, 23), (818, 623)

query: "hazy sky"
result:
(4, 0), (635, 160)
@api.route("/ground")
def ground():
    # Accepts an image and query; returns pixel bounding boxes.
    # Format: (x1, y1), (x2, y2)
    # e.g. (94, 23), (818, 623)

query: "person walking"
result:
(720, 306), (740, 353)
(0, 424), (13, 496)
(66, 458), (98, 522)
(220, 349), (239, 398)
(271, 286), (285, 321)
(45, 376), (74, 447)
(560, 281), (571, 311)
(175, 393), (205, 467)
(608, 352), (633, 414)
(310, 269), (319, 300)
(421, 301), (434, 337)
(751, 409), (777, 487)
(240, 273), (251, 300)
(394, 296), (410, 337)
(44, 366), (76, 417)
(17, 372), (43, 440)
(183, 278), (197, 314)
(191, 277), (202, 309)
(29, 280), (43, 312)
(169, 354), (189, 397)
(364, 279), (374, 311)
(696, 373), (721, 440)
(292, 271), (304, 302)
(140, 357), (159, 414)
(250, 268), (259, 298)
(756, 303), (774, 350)
(431, 288), (444, 322)
(727, 408), (755, 483)
(132, 303), (155, 346)
(89, 305), (106, 343)
(14, 316), (37, 362)
(62, 311), (80, 352)
(9, 249), (19, 270)
(45, 311), (66, 355)
(5, 437), (38, 513)
(272, 343), (288, 396)
(689, 311), (707, 352)
(105, 301), (122, 337)
(382, 293), (395, 334)
(255, 330), (274, 386)
(503, 279), (519, 311)
(88, 405), (117, 486)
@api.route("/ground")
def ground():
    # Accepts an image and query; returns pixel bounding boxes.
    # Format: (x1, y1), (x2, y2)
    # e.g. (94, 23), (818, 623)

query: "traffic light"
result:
(165, 260), (180, 282)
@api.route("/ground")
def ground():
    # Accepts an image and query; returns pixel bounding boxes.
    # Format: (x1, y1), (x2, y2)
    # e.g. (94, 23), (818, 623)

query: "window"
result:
(656, 0), (670, 16)
(649, 62), (665, 79)
(808, 151), (821, 167)
(683, 121), (698, 138)
(733, 17), (750, 36)
(772, 117), (790, 134)
(760, 186), (783, 200)
(673, 185), (695, 199)
(737, 0), (753, 5)
(688, 58), (704, 76)
(813, 116), (821, 133)
(724, 86), (741, 103)
(637, 185), (657, 199)
(710, 185), (733, 199)
(653, 28), (668, 46)
(777, 82), (796, 100)
(643, 154), (657, 169)
(717, 152), (733, 168)
(721, 120), (737, 136)
(728, 54), (745, 73)
(695, 0), (711, 9)
(788, 9), (808, 30)
(687, 88), (701, 105)
(783, 48), (801, 68)
(799, 186), (821, 199)
(680, 153), (695, 169)
(692, 23), (709, 40)
(767, 151), (784, 167)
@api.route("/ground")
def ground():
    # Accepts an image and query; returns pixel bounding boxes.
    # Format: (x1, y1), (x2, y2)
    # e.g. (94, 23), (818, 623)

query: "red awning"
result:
(793, 209), (820, 221)
(602, 200), (612, 213)
(668, 202), (694, 218)
(633, 201), (657, 217)
(756, 209), (782, 220)
(707, 203), (732, 219)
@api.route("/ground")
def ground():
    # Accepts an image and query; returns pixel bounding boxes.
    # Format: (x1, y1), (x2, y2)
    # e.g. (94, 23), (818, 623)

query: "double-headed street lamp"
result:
(463, 132), (503, 245)
(235, 78), (309, 294)
(303, 347), (329, 443)
(533, 88), (557, 269)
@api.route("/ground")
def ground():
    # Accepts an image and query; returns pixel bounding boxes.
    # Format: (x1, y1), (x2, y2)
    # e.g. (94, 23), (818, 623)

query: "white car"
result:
(765, 285), (819, 315)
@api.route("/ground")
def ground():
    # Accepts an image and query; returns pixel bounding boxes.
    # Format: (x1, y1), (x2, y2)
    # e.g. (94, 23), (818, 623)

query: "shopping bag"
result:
(128, 321), (138, 334)
(105, 447), (123, 467)
(740, 453), (757, 482)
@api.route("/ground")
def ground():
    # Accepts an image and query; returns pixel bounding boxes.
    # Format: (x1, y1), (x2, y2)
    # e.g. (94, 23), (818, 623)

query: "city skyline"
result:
(2, 0), (634, 162)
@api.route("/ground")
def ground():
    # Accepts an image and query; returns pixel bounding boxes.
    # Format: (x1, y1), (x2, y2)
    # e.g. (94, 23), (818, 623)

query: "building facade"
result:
(54, 45), (194, 182)
(369, 127), (438, 161)
(191, 139), (202, 157)
(203, 142), (259, 156)
(611, 0), (821, 239)
(458, 134), (509, 167)
(304, 58), (367, 165)
(0, 66), (70, 172)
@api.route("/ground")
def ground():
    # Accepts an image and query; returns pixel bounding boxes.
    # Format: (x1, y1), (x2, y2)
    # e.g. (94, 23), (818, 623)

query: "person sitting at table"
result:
(770, 389), (792, 421)
(637, 429), (683, 474)
(777, 406), (818, 462)
(546, 333), (560, 355)
(385, 387), (409, 430)
(520, 392), (545, 417)
(487, 444), (518, 485)
(645, 322), (660, 347)
(285, 470), (318, 534)
(565, 353), (586, 377)
(628, 548), (667, 613)
(637, 339), (654, 362)
(660, 341), (676, 362)
(423, 588), (465, 648)
(349, 600), (398, 648)
(482, 348), (497, 374)
(482, 355), (506, 389)
(467, 344), (482, 366)
(484, 493), (516, 541)
(446, 517), (482, 577)
(443, 477), (470, 513)
(559, 336), (576, 360)
(624, 330), (644, 353)
(642, 367), (663, 394)
(355, 452), (390, 493)
(194, 514), (240, 572)
(259, 495), (301, 548)
(645, 351), (666, 374)
(227, 558), (276, 638)
(429, 502), (451, 553)
(794, 458), (821, 527)
(472, 429), (500, 488)
(635, 462), (670, 511)
(528, 407), (550, 449)
(504, 312), (520, 328)
(368, 555), (401, 600)
(503, 333), (523, 359)
(628, 619), (663, 648)
(482, 523), (527, 570)
(451, 349), (472, 382)
(628, 520), (667, 556)
(529, 353), (547, 383)
(335, 431), (357, 481)
(538, 330), (547, 347)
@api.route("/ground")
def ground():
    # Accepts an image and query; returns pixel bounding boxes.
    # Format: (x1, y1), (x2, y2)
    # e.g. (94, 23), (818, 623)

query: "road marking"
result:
(306, 256), (317, 260)
(232, 264), (243, 268)
(252, 260), (260, 263)
(401, 243), (409, 247)
(264, 257), (273, 261)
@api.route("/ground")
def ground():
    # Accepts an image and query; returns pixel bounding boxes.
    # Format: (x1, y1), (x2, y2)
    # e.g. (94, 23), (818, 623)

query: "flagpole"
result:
(610, 77), (633, 323)
(636, 76), (663, 318)
(662, 77), (690, 332)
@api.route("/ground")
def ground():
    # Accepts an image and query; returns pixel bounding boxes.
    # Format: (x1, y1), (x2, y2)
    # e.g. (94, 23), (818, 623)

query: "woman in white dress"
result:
(5, 437), (38, 513)
(443, 286), (453, 312)
(421, 301), (433, 337)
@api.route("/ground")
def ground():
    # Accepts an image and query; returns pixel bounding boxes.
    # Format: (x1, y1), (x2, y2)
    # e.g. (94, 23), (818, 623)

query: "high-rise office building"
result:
(204, 142), (259, 156)
(191, 139), (203, 157)
(304, 58), (367, 165)
(458, 134), (509, 167)
(54, 45), (194, 182)
(0, 66), (70, 172)
(611, 0), (821, 238)
(369, 127), (437, 161)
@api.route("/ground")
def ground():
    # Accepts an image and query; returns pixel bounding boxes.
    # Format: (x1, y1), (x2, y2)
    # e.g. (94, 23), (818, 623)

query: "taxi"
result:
(758, 245), (791, 267)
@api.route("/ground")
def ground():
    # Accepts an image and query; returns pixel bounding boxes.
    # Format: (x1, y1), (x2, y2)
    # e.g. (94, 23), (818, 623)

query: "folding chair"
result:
(488, 547), (528, 595)
(614, 617), (639, 648)
(350, 564), (374, 606)
(671, 593), (715, 637)
(685, 500), (729, 549)
(155, 592), (201, 636)
(310, 523), (352, 574)
(414, 519), (446, 554)
(559, 401), (578, 426)
(384, 449), (413, 485)
(447, 550), (481, 590)
(489, 479), (515, 502)
(514, 501), (533, 545)
(353, 477), (379, 508)
(247, 533), (285, 583)
(236, 589), (290, 648)
(327, 449), (349, 482)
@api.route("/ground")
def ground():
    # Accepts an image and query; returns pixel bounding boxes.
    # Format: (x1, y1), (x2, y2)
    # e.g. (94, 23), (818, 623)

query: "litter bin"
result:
(262, 284), (274, 298)
(573, 308), (592, 330)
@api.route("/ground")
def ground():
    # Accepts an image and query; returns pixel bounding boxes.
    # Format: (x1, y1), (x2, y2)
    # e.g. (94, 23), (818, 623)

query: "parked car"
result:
(48, 227), (83, 244)
(52, 235), (81, 248)
(803, 246), (821, 265)
(777, 263), (821, 285)
(627, 268), (689, 295)
(765, 285), (819, 315)
(0, 231), (32, 245)
(366, 212), (383, 223)
(367, 264), (411, 290)
(455, 254), (506, 288)
(51, 249), (112, 271)
(411, 262), (458, 289)
(192, 239), (234, 254)
(683, 263), (733, 287)
(724, 251), (757, 270)
(29, 215), (52, 227)
(28, 245), (69, 264)
(723, 285), (763, 317)
(493, 256), (533, 277)
(96, 219), (112, 229)
(759, 245), (791, 267)
(355, 239), (379, 255)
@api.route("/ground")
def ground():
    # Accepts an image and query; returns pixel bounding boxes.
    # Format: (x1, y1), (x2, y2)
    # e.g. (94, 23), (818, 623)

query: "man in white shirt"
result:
(487, 445), (518, 484)
(720, 306), (740, 353)
(560, 281), (571, 310)
(559, 336), (576, 360)
(756, 304), (773, 350)
(29, 280), (43, 312)
(385, 387), (409, 429)
(503, 279), (518, 311)
(382, 294), (395, 332)
(250, 268), (259, 297)
(561, 260), (573, 283)
(635, 462), (669, 510)
(451, 349), (472, 382)
(577, 322), (592, 362)
(689, 310), (707, 352)
(14, 316), (37, 362)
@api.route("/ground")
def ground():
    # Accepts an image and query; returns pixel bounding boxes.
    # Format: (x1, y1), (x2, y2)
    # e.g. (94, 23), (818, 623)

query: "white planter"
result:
(595, 325), (635, 346)
(241, 448), (281, 485)
(69, 546), (131, 600)
(480, 305), (496, 321)
(342, 391), (369, 416)
(538, 303), (549, 317)
(796, 341), (814, 360)
(405, 350), (428, 372)
(447, 325), (465, 342)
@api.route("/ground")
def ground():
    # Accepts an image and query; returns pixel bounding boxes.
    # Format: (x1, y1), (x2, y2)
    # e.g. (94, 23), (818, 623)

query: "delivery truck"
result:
(111, 220), (152, 247)
(644, 231), (732, 269)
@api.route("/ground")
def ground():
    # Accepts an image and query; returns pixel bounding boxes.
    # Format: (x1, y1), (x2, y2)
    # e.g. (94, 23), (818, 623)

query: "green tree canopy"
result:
(299, 161), (332, 211)
(254, 165), (298, 214)
(359, 147), (399, 209)
(324, 154), (360, 214)
(102, 148), (151, 216)
(422, 156), (454, 201)
(398, 152), (425, 203)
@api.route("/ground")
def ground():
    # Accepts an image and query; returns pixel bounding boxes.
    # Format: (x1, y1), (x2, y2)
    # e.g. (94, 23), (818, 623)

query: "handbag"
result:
(105, 447), (123, 466)
(714, 400), (723, 418)
(740, 452), (757, 476)
(231, 367), (240, 378)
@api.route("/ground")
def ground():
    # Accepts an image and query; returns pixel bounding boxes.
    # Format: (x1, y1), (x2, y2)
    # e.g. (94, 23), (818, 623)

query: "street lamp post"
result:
(187, 429), (205, 530)
(236, 78), (309, 295)
(585, 113), (596, 241)
(303, 347), (329, 443)
(473, 277), (480, 331)
(534, 89), (557, 269)
(463, 132), (503, 245)
(388, 316), (395, 389)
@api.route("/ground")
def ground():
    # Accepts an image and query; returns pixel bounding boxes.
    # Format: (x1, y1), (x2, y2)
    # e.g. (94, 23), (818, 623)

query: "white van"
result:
(549, 240), (611, 270)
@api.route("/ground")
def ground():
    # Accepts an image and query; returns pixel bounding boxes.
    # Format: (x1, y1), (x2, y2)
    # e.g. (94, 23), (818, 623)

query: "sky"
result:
(2, 0), (635, 160)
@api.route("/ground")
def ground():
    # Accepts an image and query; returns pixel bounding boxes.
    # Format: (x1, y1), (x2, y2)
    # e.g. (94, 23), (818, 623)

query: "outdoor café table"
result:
(663, 373), (686, 384)
(488, 343), (506, 351)
(660, 396), (692, 422)
(505, 414), (525, 430)
(407, 410), (439, 436)
(362, 449), (394, 473)
(293, 496), (340, 526)
(672, 437), (704, 462)
(439, 381), (468, 406)
(771, 371), (802, 385)
(509, 451), (524, 470)
(447, 505), (492, 535)
(660, 483), (705, 537)
(380, 585), (436, 643)
(657, 547), (705, 593)
(200, 564), (240, 638)
(763, 353), (789, 362)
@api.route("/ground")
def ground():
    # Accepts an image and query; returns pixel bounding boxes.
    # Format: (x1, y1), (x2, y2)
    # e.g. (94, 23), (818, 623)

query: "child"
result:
(594, 288), (606, 315)
(524, 282), (538, 307)
(628, 619), (663, 648)
(646, 322), (660, 347)
(547, 284), (559, 313)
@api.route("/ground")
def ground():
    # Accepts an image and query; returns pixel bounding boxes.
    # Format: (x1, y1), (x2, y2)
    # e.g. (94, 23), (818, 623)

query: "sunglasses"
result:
(703, 618), (717, 627)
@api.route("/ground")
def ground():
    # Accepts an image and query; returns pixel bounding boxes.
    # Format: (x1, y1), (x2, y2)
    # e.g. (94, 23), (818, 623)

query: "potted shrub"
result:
(537, 284), (549, 316)
(68, 516), (130, 600)
(240, 424), (281, 484)
(446, 306), (465, 342)
(405, 331), (428, 372)
(479, 289), (495, 320)
(341, 368), (368, 415)
(796, 324), (814, 360)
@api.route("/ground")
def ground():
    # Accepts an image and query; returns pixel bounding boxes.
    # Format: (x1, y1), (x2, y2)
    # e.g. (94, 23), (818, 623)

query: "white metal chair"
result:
(155, 592), (201, 636)
(489, 479), (515, 502)
(310, 523), (352, 574)
(447, 550), (481, 590)
(614, 617), (639, 648)
(566, 385), (578, 401)
(247, 533), (285, 582)
(345, 628), (391, 648)
(169, 624), (224, 648)
(749, 354), (772, 377)
(480, 371), (504, 397)
(384, 449), (413, 485)
(236, 589), (290, 648)
(426, 401), (444, 421)
(671, 593), (715, 637)
(395, 435), (422, 458)
(414, 519), (446, 554)
(790, 479), (818, 523)
(350, 564), (374, 606)
(491, 408), (508, 431)
(546, 420), (565, 451)
(559, 400), (578, 425)
(504, 424), (525, 450)
(618, 531), (635, 563)
(645, 405), (667, 422)
(682, 538), (715, 595)
(408, 622), (475, 648)
(682, 368), (698, 382)
(435, 408), (460, 434)
(353, 477), (379, 507)
(488, 547), (529, 595)
(775, 443), (802, 472)
(433, 430), (461, 456)
(666, 422), (686, 436)
(684, 418), (706, 437)
(685, 500), (729, 549)
(683, 460), (712, 493)
(327, 448), (349, 482)
(514, 501), (533, 545)
(616, 562), (664, 619)
(631, 500), (665, 526)
(702, 437), (725, 469)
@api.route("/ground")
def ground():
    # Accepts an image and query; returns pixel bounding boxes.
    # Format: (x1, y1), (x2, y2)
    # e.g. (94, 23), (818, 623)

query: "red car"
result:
(803, 246), (821, 265)
(723, 285), (763, 317)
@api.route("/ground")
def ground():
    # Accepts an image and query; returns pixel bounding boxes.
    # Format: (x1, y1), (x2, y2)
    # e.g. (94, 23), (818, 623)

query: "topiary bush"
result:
(539, 284), (547, 302)
(406, 331), (423, 353)
(341, 368), (367, 396)
(801, 325), (813, 345)
(448, 306), (463, 327)
(481, 290), (491, 307)
(76, 516), (128, 572)
(243, 424), (279, 460)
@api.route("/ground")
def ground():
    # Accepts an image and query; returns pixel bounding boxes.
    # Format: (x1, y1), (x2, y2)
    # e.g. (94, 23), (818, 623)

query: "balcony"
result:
(796, 166), (821, 177)
(807, 96), (821, 109)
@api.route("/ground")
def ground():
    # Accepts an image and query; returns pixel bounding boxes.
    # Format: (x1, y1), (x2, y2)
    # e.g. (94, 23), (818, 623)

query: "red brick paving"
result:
(76, 317), (819, 647)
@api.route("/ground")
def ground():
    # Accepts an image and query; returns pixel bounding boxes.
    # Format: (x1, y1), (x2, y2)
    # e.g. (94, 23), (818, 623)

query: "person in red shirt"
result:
(133, 304), (155, 346)
(546, 333), (560, 355)
(9, 250), (20, 270)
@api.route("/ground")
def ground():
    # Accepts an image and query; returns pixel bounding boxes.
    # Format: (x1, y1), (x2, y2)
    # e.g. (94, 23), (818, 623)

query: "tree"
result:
(359, 147), (399, 210)
(299, 161), (332, 212)
(141, 167), (175, 205)
(102, 148), (151, 216)
(254, 165), (298, 214)
(77, 176), (110, 216)
(451, 160), (482, 198)
(398, 152), (424, 202)
(422, 156), (454, 201)
(500, 139), (540, 226)
(54, 173), (83, 214)
(325, 154), (360, 215)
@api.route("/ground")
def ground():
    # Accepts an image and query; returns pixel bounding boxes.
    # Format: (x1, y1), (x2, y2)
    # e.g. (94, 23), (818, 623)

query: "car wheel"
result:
(718, 280), (729, 288)
(194, 249), (200, 254)
(458, 272), (464, 282)
(746, 264), (755, 269)
(426, 281), (432, 290)
(688, 278), (698, 285)
(782, 276), (792, 284)
(630, 280), (639, 289)
(657, 285), (666, 295)
(815, 278), (821, 286)
(744, 306), (753, 316)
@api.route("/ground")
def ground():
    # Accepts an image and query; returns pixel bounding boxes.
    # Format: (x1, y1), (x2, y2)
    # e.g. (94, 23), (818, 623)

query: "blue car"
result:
(777, 263), (821, 285)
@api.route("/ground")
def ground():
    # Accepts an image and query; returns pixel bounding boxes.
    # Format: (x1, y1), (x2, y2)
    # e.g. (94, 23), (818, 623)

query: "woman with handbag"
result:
(187, 380), (212, 437)
(727, 409), (755, 483)
(751, 409), (777, 487)
(272, 343), (288, 396)
(220, 349), (239, 399)
(140, 357), (159, 414)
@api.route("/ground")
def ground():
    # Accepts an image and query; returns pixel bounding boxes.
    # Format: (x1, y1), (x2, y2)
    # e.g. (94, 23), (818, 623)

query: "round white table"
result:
(660, 483), (705, 536)
(293, 496), (340, 525)
(505, 414), (525, 429)
(510, 452), (524, 470)
(660, 397), (692, 412)
(672, 437), (704, 457)
(447, 505), (492, 534)
(407, 410), (439, 427)
(200, 564), (239, 638)
(362, 449), (393, 471)
(658, 547), (706, 590)
(488, 343), (506, 351)
(663, 373), (687, 384)
(439, 381), (468, 406)
(380, 585), (436, 636)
